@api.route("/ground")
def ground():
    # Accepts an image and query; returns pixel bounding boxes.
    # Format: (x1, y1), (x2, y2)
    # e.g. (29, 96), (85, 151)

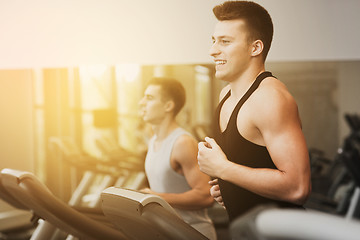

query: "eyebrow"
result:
(212, 35), (234, 40)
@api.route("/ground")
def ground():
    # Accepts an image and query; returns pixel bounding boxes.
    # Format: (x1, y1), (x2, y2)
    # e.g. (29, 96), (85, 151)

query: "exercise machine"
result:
(229, 204), (360, 240)
(1, 168), (127, 240)
(0, 173), (34, 239)
(48, 136), (147, 208)
(305, 113), (360, 217)
(339, 113), (360, 219)
(1, 169), (210, 240)
(101, 187), (209, 240)
(0, 136), (147, 239)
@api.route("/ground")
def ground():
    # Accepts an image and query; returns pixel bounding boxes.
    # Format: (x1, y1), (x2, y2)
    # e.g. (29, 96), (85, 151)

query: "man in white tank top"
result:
(139, 77), (217, 240)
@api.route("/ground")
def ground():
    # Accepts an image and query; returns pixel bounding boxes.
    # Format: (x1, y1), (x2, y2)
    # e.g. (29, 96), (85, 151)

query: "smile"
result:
(215, 60), (227, 65)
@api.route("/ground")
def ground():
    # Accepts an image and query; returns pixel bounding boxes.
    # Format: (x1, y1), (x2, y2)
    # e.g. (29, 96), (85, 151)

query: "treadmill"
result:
(101, 187), (208, 240)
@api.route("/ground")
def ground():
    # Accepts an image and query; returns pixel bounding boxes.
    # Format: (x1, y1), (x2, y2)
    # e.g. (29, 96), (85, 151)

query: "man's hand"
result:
(209, 178), (225, 208)
(140, 188), (154, 194)
(197, 137), (231, 178)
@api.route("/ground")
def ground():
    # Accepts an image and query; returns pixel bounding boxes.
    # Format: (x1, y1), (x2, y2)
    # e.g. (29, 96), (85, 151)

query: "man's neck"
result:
(152, 117), (178, 141)
(229, 65), (265, 100)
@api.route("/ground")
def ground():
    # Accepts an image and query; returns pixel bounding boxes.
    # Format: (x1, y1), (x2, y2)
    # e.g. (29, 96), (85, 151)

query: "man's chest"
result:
(219, 99), (264, 145)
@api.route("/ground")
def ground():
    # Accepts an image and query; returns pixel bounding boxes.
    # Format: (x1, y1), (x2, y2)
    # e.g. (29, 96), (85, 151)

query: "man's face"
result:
(209, 19), (252, 82)
(139, 85), (168, 124)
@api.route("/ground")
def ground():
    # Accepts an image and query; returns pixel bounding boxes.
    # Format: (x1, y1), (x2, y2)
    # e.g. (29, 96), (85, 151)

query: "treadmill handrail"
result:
(102, 187), (181, 217)
(101, 187), (209, 240)
(1, 168), (127, 240)
(230, 205), (360, 240)
(256, 208), (360, 240)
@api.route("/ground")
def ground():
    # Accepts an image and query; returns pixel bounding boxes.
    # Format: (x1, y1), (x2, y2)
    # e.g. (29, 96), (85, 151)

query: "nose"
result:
(209, 42), (220, 58)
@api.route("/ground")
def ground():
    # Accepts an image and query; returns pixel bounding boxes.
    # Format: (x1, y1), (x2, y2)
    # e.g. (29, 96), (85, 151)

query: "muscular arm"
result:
(145, 135), (214, 210)
(198, 82), (311, 205)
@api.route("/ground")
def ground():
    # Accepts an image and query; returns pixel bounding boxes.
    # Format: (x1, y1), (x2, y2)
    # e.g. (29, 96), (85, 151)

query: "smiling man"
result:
(197, 1), (311, 222)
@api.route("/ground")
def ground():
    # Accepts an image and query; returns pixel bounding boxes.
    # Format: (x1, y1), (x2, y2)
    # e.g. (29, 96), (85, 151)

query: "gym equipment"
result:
(1, 168), (127, 240)
(3, 136), (146, 239)
(305, 113), (360, 217)
(1, 169), (209, 240)
(339, 113), (360, 219)
(48, 136), (147, 208)
(306, 150), (352, 215)
(0, 173), (35, 237)
(101, 186), (209, 240)
(229, 205), (360, 240)
(0, 174), (28, 211)
(95, 136), (145, 168)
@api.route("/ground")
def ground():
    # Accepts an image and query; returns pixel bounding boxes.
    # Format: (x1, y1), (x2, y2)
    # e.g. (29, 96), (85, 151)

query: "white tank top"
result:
(145, 128), (213, 226)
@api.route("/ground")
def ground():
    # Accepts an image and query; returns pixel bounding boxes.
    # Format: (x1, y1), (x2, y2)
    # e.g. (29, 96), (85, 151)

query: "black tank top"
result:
(214, 71), (302, 222)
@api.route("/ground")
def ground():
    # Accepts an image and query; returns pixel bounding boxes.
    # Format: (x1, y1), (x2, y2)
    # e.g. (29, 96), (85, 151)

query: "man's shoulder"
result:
(171, 132), (198, 165)
(253, 77), (294, 105)
(174, 132), (197, 147)
(249, 77), (299, 124)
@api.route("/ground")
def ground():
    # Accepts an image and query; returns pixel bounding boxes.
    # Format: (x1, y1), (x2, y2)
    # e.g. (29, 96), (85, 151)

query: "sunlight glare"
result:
(116, 64), (140, 83)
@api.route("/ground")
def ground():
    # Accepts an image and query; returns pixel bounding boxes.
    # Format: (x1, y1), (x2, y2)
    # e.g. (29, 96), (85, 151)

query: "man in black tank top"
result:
(197, 1), (311, 223)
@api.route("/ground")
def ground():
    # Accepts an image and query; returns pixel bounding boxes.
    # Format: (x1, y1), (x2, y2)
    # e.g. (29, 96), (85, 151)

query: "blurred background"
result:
(0, 0), (360, 239)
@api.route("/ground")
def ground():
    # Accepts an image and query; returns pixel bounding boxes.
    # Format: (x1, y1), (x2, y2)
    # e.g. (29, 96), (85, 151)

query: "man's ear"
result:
(164, 100), (175, 113)
(251, 40), (264, 57)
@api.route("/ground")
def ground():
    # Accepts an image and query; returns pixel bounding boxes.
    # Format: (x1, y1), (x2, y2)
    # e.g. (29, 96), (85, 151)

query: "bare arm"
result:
(144, 134), (214, 210)
(198, 84), (311, 205)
